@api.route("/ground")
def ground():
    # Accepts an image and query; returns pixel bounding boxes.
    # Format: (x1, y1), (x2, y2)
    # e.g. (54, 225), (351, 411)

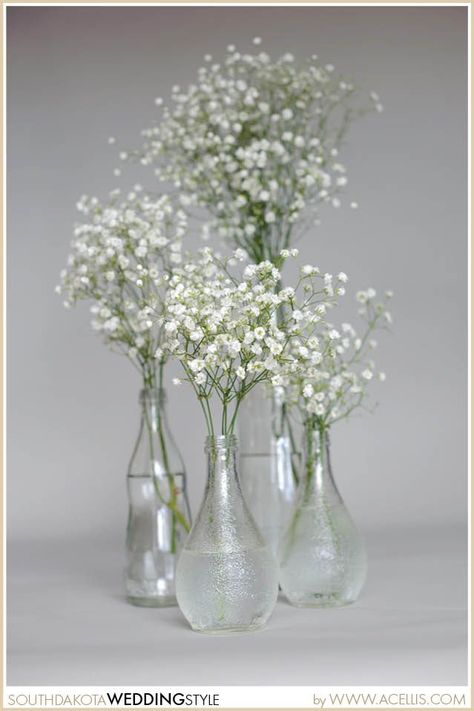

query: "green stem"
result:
(281, 401), (300, 486)
(143, 365), (190, 555)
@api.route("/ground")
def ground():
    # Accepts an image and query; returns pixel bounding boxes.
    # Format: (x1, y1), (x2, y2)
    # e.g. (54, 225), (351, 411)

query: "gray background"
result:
(7, 6), (468, 686)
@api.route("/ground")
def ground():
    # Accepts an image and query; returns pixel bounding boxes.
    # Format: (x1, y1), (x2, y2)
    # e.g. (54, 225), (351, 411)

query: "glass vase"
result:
(279, 425), (367, 607)
(238, 383), (299, 554)
(176, 435), (279, 634)
(126, 387), (191, 607)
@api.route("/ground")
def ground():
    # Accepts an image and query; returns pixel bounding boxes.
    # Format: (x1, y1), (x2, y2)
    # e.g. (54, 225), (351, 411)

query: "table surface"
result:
(7, 524), (468, 686)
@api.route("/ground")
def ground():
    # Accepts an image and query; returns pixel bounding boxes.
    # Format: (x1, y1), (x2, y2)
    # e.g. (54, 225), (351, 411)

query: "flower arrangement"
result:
(160, 248), (348, 436)
(56, 33), (392, 618)
(56, 189), (193, 553)
(56, 189), (187, 389)
(288, 287), (393, 433)
(134, 38), (382, 263)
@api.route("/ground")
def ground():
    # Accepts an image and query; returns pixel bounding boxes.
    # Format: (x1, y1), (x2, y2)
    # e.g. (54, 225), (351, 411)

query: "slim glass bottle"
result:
(238, 383), (299, 554)
(126, 387), (191, 607)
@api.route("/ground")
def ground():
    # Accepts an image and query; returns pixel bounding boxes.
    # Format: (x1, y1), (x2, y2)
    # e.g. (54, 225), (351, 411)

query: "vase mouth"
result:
(205, 434), (238, 451)
(305, 422), (330, 445)
(140, 387), (166, 403)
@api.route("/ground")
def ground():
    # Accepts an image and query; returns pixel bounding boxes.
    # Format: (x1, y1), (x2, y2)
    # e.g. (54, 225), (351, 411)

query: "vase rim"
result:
(305, 423), (331, 444)
(140, 387), (166, 403)
(205, 434), (238, 450)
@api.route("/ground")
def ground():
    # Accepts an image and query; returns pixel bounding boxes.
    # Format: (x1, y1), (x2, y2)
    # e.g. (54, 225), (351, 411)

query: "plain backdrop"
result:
(7, 5), (468, 686)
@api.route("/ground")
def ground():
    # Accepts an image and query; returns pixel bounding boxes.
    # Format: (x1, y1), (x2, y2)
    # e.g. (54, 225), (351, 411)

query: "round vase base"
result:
(127, 595), (177, 608)
(190, 622), (267, 635)
(286, 593), (356, 609)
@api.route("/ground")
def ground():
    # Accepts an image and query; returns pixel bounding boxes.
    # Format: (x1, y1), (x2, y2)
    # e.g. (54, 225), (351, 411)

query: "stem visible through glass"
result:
(142, 360), (190, 554)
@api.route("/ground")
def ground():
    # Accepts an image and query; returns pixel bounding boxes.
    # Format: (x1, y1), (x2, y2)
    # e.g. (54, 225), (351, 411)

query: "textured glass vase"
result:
(238, 383), (299, 555)
(176, 435), (279, 634)
(126, 387), (191, 607)
(279, 425), (367, 607)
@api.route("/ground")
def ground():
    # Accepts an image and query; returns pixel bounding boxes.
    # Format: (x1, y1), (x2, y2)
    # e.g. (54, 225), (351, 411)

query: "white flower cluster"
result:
(56, 190), (187, 384)
(289, 288), (393, 428)
(160, 247), (347, 435)
(136, 39), (381, 262)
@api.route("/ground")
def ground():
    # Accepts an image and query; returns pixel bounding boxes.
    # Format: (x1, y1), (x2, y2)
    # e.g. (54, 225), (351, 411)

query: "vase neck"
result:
(185, 434), (263, 552)
(238, 382), (289, 453)
(139, 387), (167, 432)
(205, 435), (239, 493)
(204, 435), (251, 518)
(128, 386), (185, 480)
(301, 425), (341, 501)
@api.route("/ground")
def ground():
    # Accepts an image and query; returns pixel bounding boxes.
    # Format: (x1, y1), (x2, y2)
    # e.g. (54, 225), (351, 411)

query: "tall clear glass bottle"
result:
(238, 383), (299, 554)
(279, 424), (367, 607)
(126, 387), (191, 607)
(176, 435), (279, 634)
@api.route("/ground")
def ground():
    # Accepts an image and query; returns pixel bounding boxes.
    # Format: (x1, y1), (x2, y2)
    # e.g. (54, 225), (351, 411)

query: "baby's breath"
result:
(56, 191), (187, 386)
(161, 248), (347, 436)
(287, 289), (393, 430)
(134, 39), (381, 263)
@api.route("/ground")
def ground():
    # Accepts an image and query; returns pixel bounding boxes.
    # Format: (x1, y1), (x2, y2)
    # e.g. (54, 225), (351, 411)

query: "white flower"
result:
(159, 247), (339, 436)
(190, 330), (203, 341)
(104, 317), (119, 333)
(282, 286), (391, 429)
(234, 248), (247, 261)
(57, 191), (187, 371)
(189, 358), (205, 373)
(136, 44), (379, 262)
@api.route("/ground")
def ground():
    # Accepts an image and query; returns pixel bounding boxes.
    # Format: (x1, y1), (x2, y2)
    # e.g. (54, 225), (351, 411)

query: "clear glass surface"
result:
(279, 426), (367, 607)
(238, 384), (299, 554)
(176, 435), (279, 634)
(125, 387), (191, 607)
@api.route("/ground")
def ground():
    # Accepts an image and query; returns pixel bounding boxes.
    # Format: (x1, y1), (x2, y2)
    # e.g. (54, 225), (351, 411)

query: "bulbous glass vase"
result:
(176, 435), (279, 634)
(279, 425), (367, 607)
(126, 387), (191, 607)
(238, 383), (299, 555)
